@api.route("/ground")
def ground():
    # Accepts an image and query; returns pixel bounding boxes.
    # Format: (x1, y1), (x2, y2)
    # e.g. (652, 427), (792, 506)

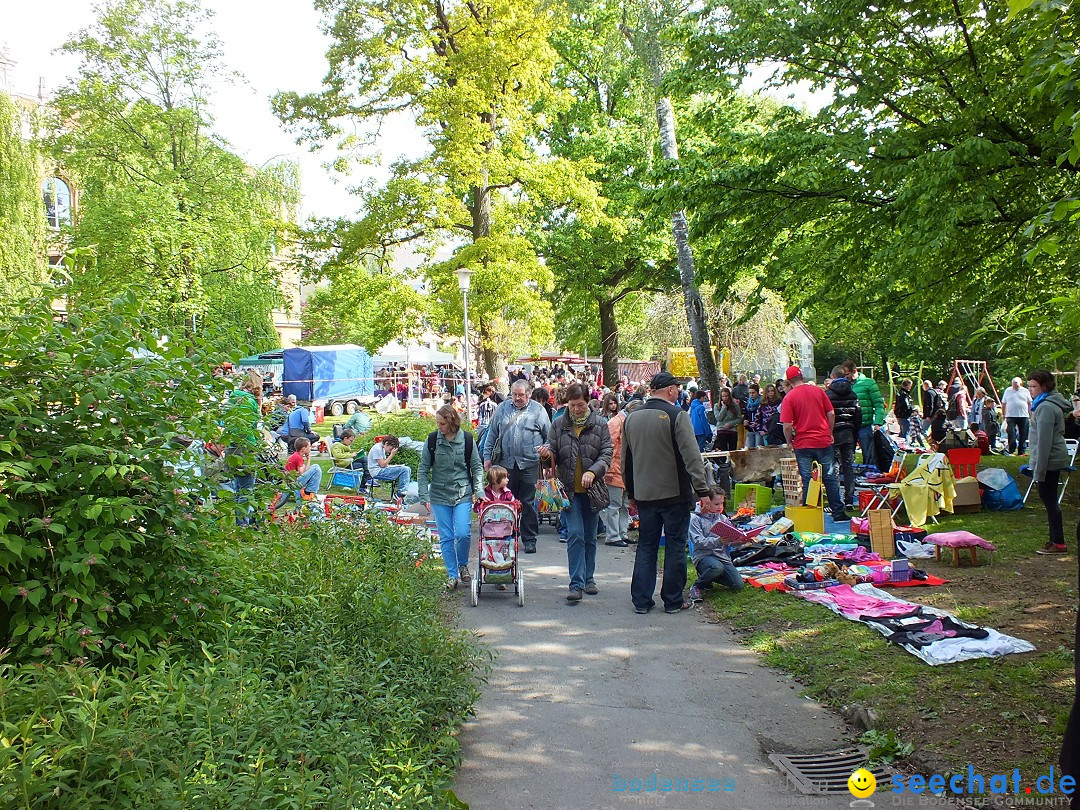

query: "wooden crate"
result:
(868, 509), (895, 558)
(781, 458), (802, 507)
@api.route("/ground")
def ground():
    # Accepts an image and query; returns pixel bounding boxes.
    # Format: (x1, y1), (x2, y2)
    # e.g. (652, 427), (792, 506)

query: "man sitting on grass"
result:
(331, 429), (365, 469)
(271, 437), (322, 511)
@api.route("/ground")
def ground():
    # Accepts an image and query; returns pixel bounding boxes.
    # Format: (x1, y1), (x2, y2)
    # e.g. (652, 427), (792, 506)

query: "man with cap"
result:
(779, 366), (849, 522)
(622, 372), (712, 614)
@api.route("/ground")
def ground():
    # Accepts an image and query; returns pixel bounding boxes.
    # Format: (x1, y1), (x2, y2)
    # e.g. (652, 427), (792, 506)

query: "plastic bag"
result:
(375, 393), (400, 414)
(976, 467), (1012, 491)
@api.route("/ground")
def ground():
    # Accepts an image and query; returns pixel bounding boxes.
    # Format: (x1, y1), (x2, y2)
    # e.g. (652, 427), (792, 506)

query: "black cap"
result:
(650, 372), (680, 390)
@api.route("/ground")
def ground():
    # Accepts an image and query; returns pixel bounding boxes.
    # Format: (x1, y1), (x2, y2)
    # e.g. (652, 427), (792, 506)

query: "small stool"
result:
(934, 543), (981, 566)
(926, 531), (997, 566)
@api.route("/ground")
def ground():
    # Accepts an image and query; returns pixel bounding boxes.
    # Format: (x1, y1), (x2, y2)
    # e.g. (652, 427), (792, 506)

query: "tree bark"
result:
(598, 295), (620, 387)
(479, 318), (507, 392)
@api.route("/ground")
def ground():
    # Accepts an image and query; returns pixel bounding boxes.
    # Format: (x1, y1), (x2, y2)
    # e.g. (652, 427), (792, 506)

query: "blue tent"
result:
(282, 345), (374, 402)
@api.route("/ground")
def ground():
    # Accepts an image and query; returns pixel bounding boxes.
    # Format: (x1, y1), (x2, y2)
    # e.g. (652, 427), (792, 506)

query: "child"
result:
(688, 486), (744, 602)
(971, 423), (990, 455)
(475, 465), (518, 512)
(273, 437), (322, 511)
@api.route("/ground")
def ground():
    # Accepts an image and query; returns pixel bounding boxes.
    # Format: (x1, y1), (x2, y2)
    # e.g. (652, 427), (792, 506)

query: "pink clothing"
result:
(779, 384), (835, 448)
(796, 584), (918, 618)
(474, 485), (518, 513)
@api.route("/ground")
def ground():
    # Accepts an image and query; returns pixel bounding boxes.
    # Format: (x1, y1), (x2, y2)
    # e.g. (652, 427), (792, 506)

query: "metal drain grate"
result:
(768, 749), (889, 795)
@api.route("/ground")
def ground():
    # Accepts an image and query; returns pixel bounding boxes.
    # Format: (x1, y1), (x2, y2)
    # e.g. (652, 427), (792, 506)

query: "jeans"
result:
(1006, 417), (1030, 454)
(229, 473), (256, 526)
(714, 431), (737, 452)
(564, 493), (599, 590)
(692, 555), (744, 592)
(745, 431), (764, 449)
(1037, 469), (1065, 547)
(373, 464), (411, 489)
(696, 433), (711, 452)
(601, 484), (629, 543)
(558, 510), (568, 540)
(794, 446), (845, 516)
(432, 501), (472, 578)
(834, 441), (856, 505)
(279, 465), (322, 508)
(857, 425), (877, 470)
(508, 464), (540, 544)
(632, 501), (691, 611)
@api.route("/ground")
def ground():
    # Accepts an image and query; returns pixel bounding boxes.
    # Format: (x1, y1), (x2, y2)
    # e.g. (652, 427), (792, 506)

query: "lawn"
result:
(704, 450), (1076, 775)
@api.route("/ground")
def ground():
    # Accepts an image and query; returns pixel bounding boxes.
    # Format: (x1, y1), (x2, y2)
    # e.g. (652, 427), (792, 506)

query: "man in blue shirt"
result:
(277, 394), (320, 446)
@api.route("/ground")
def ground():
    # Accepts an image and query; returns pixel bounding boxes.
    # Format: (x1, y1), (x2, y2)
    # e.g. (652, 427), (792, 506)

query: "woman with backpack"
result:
(419, 405), (484, 589)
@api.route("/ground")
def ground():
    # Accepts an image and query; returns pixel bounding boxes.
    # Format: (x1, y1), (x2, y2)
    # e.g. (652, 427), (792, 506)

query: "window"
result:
(42, 177), (72, 229)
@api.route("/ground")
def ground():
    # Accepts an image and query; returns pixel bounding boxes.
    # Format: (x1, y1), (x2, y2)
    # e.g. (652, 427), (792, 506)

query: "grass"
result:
(703, 448), (1077, 775)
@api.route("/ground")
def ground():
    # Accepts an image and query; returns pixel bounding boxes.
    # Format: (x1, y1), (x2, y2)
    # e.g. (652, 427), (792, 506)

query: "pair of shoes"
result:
(584, 582), (599, 595)
(567, 588), (584, 602)
(688, 585), (703, 602)
(634, 605), (651, 614)
(665, 600), (692, 614)
(458, 565), (471, 583)
(1036, 543), (1068, 555)
(523, 541), (537, 554)
(445, 577), (458, 591)
(605, 540), (628, 547)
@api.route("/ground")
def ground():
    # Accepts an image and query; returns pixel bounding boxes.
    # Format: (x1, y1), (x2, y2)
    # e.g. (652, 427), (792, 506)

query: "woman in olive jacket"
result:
(419, 405), (484, 587)
(540, 383), (612, 602)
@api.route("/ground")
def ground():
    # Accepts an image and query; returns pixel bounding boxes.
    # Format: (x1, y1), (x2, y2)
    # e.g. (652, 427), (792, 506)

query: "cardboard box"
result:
(953, 478), (982, 513)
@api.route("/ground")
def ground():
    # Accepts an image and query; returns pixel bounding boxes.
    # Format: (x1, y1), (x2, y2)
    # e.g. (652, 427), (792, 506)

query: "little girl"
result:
(476, 465), (518, 511)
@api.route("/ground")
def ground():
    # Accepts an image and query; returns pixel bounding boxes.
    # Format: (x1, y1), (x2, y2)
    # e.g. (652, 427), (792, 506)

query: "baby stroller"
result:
(471, 501), (524, 607)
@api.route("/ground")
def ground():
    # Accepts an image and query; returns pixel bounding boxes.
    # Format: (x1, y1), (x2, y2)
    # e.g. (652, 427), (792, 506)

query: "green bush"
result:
(0, 515), (484, 808)
(0, 291), (263, 663)
(358, 413), (441, 476)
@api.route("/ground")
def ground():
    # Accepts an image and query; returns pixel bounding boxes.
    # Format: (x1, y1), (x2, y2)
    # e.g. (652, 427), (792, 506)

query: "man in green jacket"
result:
(842, 361), (886, 471)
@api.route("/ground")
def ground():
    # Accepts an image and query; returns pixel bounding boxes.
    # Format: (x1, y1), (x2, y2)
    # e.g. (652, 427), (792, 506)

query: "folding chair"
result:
(861, 453), (948, 522)
(1024, 438), (1079, 504)
(947, 447), (981, 480)
(325, 467), (364, 492)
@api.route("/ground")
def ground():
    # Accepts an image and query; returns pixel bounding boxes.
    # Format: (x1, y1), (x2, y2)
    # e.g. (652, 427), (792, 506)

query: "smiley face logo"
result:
(848, 768), (877, 798)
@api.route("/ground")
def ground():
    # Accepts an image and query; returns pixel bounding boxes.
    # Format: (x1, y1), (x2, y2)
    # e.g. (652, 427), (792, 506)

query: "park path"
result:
(452, 521), (908, 810)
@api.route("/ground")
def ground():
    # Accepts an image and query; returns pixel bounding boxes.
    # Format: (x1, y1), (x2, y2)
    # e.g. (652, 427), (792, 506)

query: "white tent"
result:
(374, 340), (457, 366)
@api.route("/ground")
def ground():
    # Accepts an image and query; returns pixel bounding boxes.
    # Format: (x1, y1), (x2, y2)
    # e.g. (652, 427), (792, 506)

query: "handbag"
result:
(536, 460), (571, 513)
(490, 408), (525, 464)
(805, 460), (823, 506)
(587, 476), (609, 511)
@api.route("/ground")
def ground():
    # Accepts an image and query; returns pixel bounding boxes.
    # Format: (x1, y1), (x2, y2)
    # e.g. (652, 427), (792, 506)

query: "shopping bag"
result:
(536, 461), (570, 513)
(805, 461), (823, 507)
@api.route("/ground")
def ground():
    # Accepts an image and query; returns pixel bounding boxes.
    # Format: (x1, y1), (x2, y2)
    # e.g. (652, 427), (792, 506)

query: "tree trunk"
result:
(598, 296), (620, 387)
(635, 7), (721, 402)
(478, 318), (507, 392)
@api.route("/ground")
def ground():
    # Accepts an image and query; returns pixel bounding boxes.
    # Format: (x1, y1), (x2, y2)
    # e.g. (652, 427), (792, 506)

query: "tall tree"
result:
(275, 0), (603, 383)
(0, 92), (46, 303)
(52, 0), (294, 353)
(622, 0), (721, 398)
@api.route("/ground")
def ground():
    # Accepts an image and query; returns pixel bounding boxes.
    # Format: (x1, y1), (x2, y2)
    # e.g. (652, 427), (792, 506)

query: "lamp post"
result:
(455, 267), (474, 424)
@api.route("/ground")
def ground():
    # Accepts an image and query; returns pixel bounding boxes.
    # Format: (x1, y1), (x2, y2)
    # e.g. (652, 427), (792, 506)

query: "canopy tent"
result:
(373, 344), (458, 366)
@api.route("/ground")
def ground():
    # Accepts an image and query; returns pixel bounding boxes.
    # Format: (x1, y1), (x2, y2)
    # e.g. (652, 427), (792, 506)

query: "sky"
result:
(2, 0), (424, 221)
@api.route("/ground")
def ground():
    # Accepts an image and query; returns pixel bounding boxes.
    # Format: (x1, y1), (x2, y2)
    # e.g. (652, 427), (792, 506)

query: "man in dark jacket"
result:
(894, 378), (915, 422)
(623, 372), (711, 614)
(920, 380), (941, 435)
(827, 368), (862, 507)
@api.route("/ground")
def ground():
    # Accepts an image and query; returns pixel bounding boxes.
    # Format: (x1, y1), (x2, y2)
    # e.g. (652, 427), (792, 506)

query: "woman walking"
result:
(419, 405), (484, 588)
(541, 383), (612, 602)
(1025, 370), (1072, 555)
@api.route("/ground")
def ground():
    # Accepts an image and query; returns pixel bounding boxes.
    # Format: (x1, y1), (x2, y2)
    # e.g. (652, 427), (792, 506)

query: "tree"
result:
(0, 92), (46, 303)
(274, 0), (603, 383)
(677, 0), (1080, 371)
(51, 0), (295, 354)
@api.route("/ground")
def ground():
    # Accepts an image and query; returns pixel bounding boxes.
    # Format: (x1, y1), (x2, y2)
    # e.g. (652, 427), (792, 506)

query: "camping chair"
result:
(947, 447), (981, 480)
(1023, 439), (1080, 505)
(862, 453), (950, 524)
(325, 467), (364, 493)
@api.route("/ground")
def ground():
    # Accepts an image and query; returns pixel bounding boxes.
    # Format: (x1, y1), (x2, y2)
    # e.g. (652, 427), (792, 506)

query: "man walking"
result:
(1002, 377), (1033, 455)
(781, 366), (849, 522)
(483, 380), (551, 553)
(842, 361), (885, 470)
(623, 372), (711, 615)
(826, 367), (861, 508)
(920, 380), (941, 435)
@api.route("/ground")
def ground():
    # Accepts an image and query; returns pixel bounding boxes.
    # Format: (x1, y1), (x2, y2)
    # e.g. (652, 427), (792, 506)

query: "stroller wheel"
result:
(470, 574), (479, 607)
(516, 570), (525, 607)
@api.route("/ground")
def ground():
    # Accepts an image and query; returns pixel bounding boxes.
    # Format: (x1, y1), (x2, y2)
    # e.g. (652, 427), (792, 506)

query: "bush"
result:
(357, 412), (440, 476)
(0, 291), (260, 663)
(0, 514), (484, 808)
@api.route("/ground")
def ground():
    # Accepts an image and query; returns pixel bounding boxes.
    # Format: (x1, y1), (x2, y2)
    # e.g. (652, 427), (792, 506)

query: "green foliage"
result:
(0, 289), (250, 663)
(859, 729), (915, 767)
(0, 93), (46, 302)
(0, 516), (483, 807)
(356, 412), (440, 477)
(50, 0), (293, 355)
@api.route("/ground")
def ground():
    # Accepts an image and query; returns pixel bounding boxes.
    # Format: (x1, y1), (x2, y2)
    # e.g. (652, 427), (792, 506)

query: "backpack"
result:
(426, 431), (476, 468)
(946, 391), (959, 420)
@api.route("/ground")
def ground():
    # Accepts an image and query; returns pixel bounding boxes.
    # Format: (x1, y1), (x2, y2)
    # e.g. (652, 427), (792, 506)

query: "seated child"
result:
(272, 437), (322, 511)
(331, 428), (365, 469)
(475, 464), (519, 512)
(688, 486), (744, 602)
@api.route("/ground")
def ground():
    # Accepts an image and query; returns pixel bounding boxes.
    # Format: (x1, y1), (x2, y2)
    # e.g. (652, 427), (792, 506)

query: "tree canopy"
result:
(0, 93), (46, 303)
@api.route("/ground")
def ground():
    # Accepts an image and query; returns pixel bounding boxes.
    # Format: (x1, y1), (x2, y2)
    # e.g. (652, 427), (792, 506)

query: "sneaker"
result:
(300, 488), (317, 502)
(566, 588), (583, 602)
(625, 537), (637, 544)
(1035, 543), (1068, 555)
(634, 605), (652, 614)
(584, 582), (599, 595)
(665, 600), (692, 614)
(605, 539), (628, 547)
(688, 585), (703, 602)
(558, 537), (568, 544)
(458, 565), (471, 583)
(445, 577), (458, 591)
(523, 541), (537, 554)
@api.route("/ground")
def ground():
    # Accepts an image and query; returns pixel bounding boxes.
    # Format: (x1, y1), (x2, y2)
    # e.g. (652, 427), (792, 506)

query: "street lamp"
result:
(455, 267), (474, 425)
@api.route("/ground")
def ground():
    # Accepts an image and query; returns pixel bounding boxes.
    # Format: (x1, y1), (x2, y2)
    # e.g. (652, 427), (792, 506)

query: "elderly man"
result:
(483, 380), (551, 553)
(623, 372), (711, 614)
(1002, 376), (1033, 455)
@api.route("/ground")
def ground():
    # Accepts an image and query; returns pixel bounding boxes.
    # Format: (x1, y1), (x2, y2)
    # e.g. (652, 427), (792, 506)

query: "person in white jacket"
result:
(1002, 377), (1033, 455)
